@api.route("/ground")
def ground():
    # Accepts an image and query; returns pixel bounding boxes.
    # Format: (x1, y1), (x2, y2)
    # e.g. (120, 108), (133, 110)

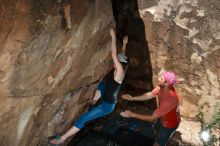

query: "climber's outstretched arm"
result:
(109, 28), (124, 83)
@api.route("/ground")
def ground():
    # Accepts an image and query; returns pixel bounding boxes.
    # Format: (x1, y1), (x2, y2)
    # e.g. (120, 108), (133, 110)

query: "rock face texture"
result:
(0, 0), (219, 146)
(112, 0), (156, 109)
(136, 0), (220, 145)
(139, 0), (220, 115)
(0, 0), (114, 145)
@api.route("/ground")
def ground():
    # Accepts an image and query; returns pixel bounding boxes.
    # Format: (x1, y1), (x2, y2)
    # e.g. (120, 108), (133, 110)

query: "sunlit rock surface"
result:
(138, 0), (220, 145)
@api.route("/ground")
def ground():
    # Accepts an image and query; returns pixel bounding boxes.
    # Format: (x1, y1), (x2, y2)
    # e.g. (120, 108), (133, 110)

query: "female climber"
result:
(49, 28), (129, 145)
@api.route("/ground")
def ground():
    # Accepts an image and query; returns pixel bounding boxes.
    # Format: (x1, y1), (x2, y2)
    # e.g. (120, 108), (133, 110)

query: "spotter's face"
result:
(157, 75), (166, 87)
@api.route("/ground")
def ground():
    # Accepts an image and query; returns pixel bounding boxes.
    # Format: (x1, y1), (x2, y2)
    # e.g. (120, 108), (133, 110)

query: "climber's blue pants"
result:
(74, 81), (115, 129)
(74, 101), (115, 129)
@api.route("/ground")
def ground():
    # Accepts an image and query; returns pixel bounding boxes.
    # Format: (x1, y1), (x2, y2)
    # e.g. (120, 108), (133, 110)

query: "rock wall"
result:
(111, 0), (156, 109)
(0, 0), (219, 145)
(138, 0), (220, 144)
(0, 0), (114, 145)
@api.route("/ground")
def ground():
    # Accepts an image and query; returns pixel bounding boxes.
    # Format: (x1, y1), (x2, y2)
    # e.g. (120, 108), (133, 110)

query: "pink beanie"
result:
(162, 71), (177, 86)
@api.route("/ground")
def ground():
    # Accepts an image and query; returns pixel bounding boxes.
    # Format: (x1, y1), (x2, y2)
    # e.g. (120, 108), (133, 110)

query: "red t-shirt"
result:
(152, 86), (181, 128)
